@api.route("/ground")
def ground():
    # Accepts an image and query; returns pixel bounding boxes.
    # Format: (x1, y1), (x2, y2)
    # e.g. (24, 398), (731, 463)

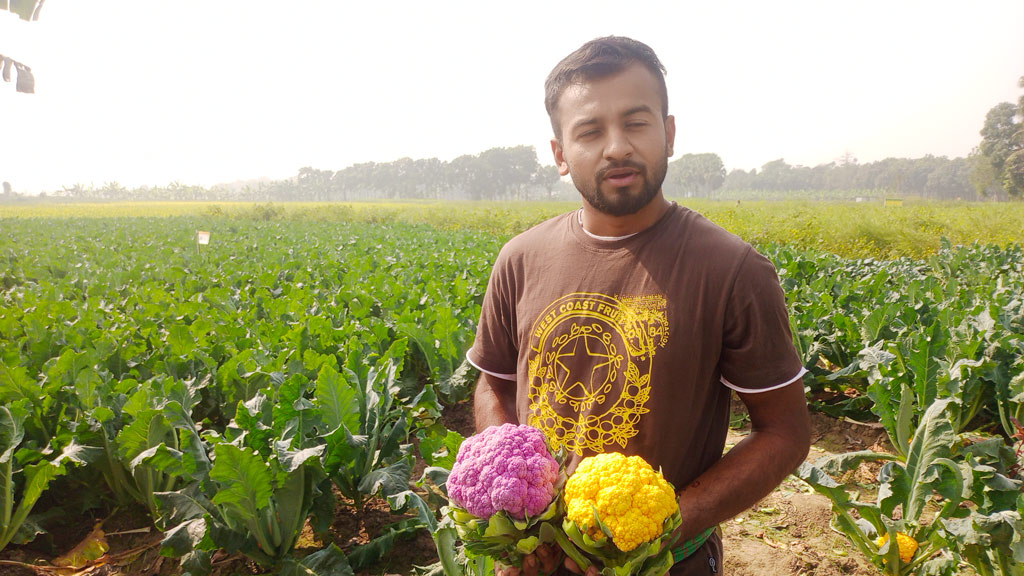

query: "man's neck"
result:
(579, 193), (671, 238)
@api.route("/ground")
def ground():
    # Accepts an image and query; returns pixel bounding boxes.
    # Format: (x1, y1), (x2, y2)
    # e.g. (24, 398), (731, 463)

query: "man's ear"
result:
(665, 115), (676, 158)
(551, 139), (570, 176)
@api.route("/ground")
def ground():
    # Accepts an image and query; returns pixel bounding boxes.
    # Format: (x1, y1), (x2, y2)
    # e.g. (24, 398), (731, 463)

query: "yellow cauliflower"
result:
(876, 532), (918, 564)
(564, 452), (678, 552)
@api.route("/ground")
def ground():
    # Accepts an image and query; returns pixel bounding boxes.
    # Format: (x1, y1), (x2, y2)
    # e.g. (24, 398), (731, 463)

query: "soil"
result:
(0, 398), (895, 576)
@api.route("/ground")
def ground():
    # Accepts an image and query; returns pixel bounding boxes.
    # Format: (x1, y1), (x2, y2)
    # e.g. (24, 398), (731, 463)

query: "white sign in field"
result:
(196, 231), (210, 245)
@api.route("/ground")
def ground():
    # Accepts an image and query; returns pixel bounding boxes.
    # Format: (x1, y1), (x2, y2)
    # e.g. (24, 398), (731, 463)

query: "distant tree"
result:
(532, 164), (561, 200)
(757, 159), (794, 190)
(99, 181), (126, 200)
(968, 148), (1005, 199)
(2, 181), (11, 197)
(722, 168), (756, 190)
(925, 157), (973, 200)
(667, 153), (725, 198)
(296, 167), (334, 201)
(413, 157), (446, 199)
(974, 79), (1023, 198)
(450, 154), (486, 200)
(478, 146), (540, 200)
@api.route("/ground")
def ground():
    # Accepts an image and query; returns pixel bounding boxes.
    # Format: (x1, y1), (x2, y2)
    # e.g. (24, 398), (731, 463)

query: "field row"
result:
(3, 199), (1024, 258)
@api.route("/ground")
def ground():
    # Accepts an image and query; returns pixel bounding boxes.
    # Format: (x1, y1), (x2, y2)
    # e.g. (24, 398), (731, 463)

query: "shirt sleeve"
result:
(466, 249), (519, 381)
(718, 248), (807, 393)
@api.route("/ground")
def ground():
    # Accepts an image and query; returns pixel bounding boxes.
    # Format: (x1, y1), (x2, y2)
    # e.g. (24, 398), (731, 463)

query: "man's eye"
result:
(578, 130), (599, 139)
(626, 122), (648, 128)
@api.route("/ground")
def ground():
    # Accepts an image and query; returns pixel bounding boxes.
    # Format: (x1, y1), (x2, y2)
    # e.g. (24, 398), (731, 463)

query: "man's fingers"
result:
(522, 554), (539, 576)
(585, 567), (600, 576)
(536, 543), (561, 572)
(564, 556), (584, 574)
(496, 564), (520, 576)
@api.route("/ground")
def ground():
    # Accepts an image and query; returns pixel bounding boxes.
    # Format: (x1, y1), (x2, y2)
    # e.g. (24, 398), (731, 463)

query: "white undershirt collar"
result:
(577, 209), (640, 241)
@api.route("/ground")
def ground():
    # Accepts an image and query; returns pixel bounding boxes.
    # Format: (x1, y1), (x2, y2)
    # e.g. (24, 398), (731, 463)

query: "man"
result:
(468, 36), (810, 576)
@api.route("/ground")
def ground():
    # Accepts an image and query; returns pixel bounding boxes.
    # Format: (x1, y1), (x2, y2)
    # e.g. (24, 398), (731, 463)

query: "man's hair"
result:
(544, 36), (668, 140)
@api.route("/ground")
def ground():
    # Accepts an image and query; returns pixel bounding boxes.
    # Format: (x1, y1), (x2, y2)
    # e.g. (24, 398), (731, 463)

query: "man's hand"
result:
(495, 544), (564, 576)
(563, 554), (600, 576)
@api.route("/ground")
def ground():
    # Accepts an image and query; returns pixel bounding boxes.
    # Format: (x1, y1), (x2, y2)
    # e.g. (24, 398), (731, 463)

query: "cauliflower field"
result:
(1, 201), (1023, 575)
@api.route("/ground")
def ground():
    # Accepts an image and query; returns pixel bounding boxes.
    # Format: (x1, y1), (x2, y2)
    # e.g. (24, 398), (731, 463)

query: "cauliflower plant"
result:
(876, 532), (919, 564)
(442, 424), (564, 568)
(558, 452), (682, 576)
(448, 423), (559, 519)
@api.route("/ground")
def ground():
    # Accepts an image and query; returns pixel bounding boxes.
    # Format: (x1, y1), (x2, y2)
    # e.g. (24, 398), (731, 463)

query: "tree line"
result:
(3, 75), (1021, 202)
(1, 149), (1004, 204)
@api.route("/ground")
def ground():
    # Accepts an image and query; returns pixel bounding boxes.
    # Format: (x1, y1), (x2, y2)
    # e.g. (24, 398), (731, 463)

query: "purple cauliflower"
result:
(447, 423), (559, 520)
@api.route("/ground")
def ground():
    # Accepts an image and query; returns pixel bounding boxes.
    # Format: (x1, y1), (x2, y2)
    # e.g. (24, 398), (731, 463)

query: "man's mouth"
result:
(603, 168), (639, 187)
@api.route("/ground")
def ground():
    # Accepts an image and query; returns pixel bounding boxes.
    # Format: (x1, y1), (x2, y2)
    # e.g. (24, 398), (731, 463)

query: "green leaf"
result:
(418, 427), (464, 470)
(57, 440), (102, 466)
(209, 444), (274, 524)
(273, 466), (311, 554)
(273, 374), (312, 441)
(0, 403), (27, 464)
(895, 382), (915, 455)
(178, 549), (213, 576)
(420, 466), (450, 495)
(315, 364), (361, 435)
(0, 361), (36, 405)
(345, 519), (420, 569)
(859, 342), (896, 369)
(388, 490), (437, 532)
(437, 359), (477, 404)
(160, 517), (208, 557)
(176, 426), (211, 480)
(877, 461), (909, 517)
(904, 325), (945, 407)
(154, 484), (213, 526)
(168, 324), (196, 357)
(309, 478), (336, 536)
(376, 418), (408, 464)
(117, 410), (172, 461)
(276, 443), (325, 474)
(132, 444), (188, 478)
(904, 397), (957, 521)
(358, 458), (411, 498)
(281, 543), (352, 576)
(10, 514), (47, 545)
(814, 450), (901, 477)
(18, 460), (66, 517)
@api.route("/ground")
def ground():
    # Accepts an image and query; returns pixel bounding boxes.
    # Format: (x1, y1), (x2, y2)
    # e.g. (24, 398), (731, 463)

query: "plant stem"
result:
(2, 457), (12, 531)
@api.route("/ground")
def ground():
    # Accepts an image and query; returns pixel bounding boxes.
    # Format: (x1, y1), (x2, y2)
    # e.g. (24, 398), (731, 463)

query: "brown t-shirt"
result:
(467, 203), (805, 491)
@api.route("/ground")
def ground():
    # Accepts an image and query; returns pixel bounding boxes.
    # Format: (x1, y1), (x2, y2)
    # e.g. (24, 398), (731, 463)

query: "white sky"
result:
(2, 1), (1023, 193)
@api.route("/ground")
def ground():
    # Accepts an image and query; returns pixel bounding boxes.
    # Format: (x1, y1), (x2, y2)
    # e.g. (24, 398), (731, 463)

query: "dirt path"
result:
(720, 411), (889, 576)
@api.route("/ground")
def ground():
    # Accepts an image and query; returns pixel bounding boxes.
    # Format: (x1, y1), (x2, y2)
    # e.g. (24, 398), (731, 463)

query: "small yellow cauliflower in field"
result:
(564, 452), (678, 552)
(876, 532), (919, 564)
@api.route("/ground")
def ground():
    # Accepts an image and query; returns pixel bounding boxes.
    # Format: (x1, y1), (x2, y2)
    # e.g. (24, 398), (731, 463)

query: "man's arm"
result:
(473, 372), (519, 432)
(674, 380), (811, 540)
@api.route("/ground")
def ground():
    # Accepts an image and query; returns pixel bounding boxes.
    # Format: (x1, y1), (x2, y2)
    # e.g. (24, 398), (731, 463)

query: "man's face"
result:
(551, 64), (675, 217)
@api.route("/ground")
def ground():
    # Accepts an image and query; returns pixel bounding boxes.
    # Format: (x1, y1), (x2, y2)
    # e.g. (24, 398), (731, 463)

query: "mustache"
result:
(596, 160), (646, 181)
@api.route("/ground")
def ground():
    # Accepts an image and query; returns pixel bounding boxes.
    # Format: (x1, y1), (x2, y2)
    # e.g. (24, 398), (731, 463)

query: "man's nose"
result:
(604, 128), (633, 161)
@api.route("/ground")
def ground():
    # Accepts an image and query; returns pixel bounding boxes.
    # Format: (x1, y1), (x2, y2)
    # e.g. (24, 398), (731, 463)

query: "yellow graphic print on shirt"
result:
(527, 292), (669, 455)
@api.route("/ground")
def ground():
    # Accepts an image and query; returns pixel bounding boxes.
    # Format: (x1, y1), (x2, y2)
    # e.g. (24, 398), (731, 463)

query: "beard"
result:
(568, 154), (669, 217)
